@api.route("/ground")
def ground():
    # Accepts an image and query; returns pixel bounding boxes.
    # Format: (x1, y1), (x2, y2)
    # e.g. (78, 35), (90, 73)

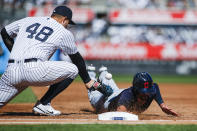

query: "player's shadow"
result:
(0, 112), (83, 116)
(0, 108), (95, 116)
(80, 108), (94, 113)
(0, 112), (91, 116)
(140, 114), (160, 117)
(0, 112), (41, 116)
(60, 109), (95, 116)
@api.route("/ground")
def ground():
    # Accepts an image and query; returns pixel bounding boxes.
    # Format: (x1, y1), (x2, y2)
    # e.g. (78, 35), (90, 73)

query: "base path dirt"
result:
(0, 82), (197, 124)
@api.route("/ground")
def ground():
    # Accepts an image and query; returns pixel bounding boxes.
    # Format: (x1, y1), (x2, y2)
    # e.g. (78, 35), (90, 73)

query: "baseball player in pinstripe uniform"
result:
(0, 6), (113, 116)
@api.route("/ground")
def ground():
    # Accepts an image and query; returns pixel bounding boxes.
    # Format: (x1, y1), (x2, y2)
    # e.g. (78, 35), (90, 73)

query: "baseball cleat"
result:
(87, 64), (97, 80)
(98, 66), (109, 82)
(99, 66), (107, 73)
(33, 101), (61, 116)
(87, 64), (96, 71)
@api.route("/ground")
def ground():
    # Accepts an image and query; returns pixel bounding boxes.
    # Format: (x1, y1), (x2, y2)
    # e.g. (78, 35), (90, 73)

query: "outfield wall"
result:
(86, 60), (197, 75)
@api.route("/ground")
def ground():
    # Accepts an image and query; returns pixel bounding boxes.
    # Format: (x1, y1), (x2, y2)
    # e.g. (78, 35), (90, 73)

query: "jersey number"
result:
(26, 23), (53, 42)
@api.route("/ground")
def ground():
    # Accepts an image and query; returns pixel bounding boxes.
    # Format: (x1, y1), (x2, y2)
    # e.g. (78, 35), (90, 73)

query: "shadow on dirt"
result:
(0, 111), (95, 116)
(80, 108), (94, 113)
(0, 112), (40, 116)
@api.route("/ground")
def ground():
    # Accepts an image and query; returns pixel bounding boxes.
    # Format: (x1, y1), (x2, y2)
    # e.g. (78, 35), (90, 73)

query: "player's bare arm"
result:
(117, 105), (128, 112)
(85, 80), (95, 89)
(160, 103), (179, 116)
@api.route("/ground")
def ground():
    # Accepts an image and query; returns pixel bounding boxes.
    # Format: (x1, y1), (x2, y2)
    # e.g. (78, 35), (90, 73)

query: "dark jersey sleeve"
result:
(153, 83), (164, 105)
(0, 27), (14, 52)
(69, 52), (91, 84)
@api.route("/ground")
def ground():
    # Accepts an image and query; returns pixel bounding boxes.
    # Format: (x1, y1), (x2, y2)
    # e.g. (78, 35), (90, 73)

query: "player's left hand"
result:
(160, 103), (179, 116)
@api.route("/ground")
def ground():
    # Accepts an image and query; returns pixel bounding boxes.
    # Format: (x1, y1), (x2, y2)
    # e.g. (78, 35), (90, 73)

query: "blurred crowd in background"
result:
(1, 0), (197, 9)
(76, 23), (197, 45)
(109, 0), (197, 10)
(1, 0), (197, 45)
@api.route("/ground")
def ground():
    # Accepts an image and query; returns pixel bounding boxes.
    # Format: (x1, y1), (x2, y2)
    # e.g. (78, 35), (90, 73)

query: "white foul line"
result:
(0, 119), (197, 125)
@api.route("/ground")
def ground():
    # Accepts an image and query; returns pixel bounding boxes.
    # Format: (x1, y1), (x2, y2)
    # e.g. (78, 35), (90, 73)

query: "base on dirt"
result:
(98, 112), (139, 121)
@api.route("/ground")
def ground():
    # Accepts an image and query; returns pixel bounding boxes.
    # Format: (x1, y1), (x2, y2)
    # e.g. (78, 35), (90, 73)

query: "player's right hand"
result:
(91, 81), (113, 96)
(160, 103), (179, 116)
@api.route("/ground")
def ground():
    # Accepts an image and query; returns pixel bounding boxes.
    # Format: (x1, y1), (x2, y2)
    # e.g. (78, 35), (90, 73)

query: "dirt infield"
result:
(0, 82), (197, 124)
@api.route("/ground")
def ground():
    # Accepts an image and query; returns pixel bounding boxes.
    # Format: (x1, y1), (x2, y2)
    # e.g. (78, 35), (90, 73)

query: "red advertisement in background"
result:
(28, 6), (95, 24)
(28, 7), (197, 24)
(109, 9), (197, 25)
(77, 43), (197, 60)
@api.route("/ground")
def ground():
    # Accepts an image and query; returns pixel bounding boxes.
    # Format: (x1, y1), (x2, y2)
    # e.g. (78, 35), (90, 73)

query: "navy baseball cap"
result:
(53, 6), (76, 25)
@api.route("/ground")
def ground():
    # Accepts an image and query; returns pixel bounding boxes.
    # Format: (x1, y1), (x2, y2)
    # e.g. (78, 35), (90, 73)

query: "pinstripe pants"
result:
(0, 60), (78, 108)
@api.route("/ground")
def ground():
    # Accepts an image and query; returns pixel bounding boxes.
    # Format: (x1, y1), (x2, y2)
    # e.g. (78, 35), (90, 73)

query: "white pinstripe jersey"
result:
(5, 17), (78, 61)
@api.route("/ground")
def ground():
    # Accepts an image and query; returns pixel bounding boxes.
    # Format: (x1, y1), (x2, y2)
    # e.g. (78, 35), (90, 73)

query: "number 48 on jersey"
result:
(26, 23), (54, 42)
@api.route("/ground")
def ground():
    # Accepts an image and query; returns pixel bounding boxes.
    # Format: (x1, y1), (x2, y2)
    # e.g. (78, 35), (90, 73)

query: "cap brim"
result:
(69, 20), (76, 25)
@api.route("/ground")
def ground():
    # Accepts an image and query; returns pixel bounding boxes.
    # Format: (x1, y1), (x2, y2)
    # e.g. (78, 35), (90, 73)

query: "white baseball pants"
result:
(88, 70), (123, 112)
(0, 60), (78, 108)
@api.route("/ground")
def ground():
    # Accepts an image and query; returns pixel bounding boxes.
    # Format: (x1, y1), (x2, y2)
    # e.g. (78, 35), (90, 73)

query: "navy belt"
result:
(8, 58), (38, 63)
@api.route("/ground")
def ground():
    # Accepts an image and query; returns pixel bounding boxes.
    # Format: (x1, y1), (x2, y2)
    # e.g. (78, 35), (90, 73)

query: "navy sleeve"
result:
(153, 83), (164, 105)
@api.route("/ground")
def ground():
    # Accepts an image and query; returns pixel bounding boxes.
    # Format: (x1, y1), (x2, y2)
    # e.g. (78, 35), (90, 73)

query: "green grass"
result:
(151, 75), (197, 83)
(10, 87), (37, 103)
(113, 74), (197, 83)
(75, 74), (197, 83)
(0, 124), (197, 131)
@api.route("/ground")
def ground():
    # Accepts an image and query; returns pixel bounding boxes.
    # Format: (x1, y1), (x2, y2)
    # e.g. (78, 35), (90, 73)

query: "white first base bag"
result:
(98, 112), (139, 121)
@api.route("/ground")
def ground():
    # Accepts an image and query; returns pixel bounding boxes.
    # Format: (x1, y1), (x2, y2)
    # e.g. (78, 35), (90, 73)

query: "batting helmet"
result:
(132, 72), (156, 95)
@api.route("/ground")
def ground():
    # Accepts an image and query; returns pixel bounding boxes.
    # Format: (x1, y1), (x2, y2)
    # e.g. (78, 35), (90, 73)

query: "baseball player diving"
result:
(0, 6), (113, 116)
(87, 65), (178, 116)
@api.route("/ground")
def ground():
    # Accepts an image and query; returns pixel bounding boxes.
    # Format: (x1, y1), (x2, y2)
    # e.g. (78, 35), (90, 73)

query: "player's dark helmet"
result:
(132, 72), (156, 95)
